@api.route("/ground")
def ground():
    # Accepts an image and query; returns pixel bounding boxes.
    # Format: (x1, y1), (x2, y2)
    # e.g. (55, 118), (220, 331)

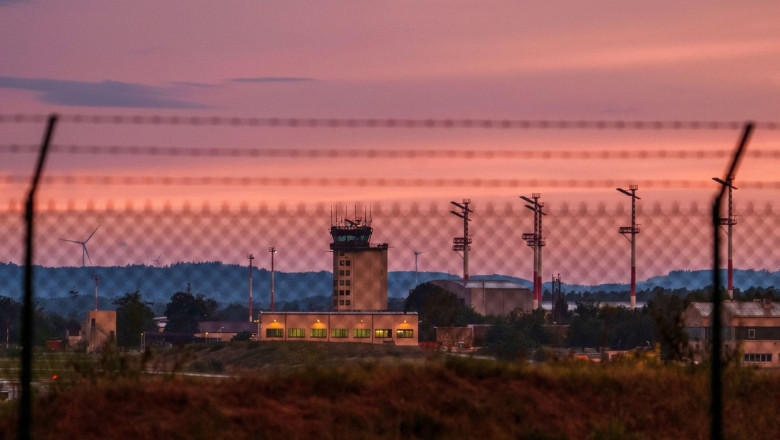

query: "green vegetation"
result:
(405, 283), (485, 341)
(2, 351), (779, 440)
(114, 291), (157, 348)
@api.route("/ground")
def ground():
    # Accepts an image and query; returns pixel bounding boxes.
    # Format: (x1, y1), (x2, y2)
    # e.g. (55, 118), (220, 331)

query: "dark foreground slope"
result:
(2, 355), (778, 440)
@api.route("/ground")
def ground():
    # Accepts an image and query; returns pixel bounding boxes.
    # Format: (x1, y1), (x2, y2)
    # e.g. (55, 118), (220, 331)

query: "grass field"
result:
(2, 343), (778, 440)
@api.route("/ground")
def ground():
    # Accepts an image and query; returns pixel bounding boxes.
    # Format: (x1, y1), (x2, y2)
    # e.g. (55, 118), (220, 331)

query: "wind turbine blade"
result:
(60, 239), (82, 244)
(85, 225), (100, 243)
(84, 245), (92, 266)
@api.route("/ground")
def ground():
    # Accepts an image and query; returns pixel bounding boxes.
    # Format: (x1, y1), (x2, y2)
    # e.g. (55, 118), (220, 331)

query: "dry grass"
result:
(2, 347), (779, 440)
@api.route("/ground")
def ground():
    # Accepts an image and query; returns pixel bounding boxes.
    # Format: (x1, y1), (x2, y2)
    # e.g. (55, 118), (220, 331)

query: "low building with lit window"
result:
(255, 214), (418, 346)
(257, 311), (418, 346)
(684, 299), (780, 367)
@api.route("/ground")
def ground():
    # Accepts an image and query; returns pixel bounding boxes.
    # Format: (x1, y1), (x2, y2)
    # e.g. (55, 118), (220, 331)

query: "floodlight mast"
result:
(269, 247), (277, 312)
(91, 274), (101, 311)
(713, 176), (737, 299)
(617, 185), (640, 309)
(247, 254), (255, 322)
(413, 250), (426, 288)
(450, 199), (473, 281)
(521, 194), (545, 309)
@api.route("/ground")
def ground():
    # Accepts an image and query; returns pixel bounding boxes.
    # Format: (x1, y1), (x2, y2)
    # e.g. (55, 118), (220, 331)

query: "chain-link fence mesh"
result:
(1, 115), (779, 317)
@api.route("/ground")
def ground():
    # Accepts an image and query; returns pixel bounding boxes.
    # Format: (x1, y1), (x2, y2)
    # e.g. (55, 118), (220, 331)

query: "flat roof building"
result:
(427, 279), (533, 316)
(685, 299), (780, 367)
(257, 311), (418, 346)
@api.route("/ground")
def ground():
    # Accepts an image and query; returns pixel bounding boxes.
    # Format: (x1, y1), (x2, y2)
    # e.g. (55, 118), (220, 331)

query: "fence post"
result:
(711, 122), (752, 440)
(19, 114), (57, 440)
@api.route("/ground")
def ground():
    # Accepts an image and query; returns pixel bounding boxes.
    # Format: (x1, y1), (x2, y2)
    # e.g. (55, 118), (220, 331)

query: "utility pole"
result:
(713, 176), (737, 299)
(269, 247), (277, 311)
(450, 199), (473, 280)
(91, 274), (101, 311)
(247, 253), (254, 322)
(617, 185), (641, 309)
(521, 194), (545, 310)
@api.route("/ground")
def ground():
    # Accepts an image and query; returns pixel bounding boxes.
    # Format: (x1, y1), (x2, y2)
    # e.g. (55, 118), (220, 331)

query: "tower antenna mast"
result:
(617, 185), (641, 309)
(450, 199), (473, 281)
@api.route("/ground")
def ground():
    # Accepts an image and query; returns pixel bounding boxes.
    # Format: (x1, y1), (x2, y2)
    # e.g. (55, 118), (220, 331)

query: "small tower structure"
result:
(330, 211), (388, 311)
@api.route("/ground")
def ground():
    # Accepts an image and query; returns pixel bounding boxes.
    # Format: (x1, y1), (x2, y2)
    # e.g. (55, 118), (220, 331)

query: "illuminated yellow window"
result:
(311, 328), (327, 338)
(396, 329), (414, 338)
(353, 329), (370, 338)
(332, 329), (348, 338)
(288, 328), (305, 338)
(375, 329), (391, 338)
(266, 329), (283, 338)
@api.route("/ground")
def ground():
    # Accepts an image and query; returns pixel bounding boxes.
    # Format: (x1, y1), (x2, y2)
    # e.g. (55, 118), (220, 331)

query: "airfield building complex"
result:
(257, 214), (418, 345)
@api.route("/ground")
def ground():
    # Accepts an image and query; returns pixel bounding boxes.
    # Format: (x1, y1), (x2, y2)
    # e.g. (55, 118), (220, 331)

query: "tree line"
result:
(404, 283), (779, 362)
(1, 283), (776, 354)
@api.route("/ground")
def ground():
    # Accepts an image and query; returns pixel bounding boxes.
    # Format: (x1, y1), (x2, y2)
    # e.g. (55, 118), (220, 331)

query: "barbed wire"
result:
(1, 114), (777, 130)
(2, 143), (780, 159)
(1, 174), (778, 189)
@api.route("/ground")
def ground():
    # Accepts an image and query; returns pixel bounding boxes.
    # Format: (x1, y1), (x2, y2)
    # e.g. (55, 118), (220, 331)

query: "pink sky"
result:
(0, 1), (778, 280)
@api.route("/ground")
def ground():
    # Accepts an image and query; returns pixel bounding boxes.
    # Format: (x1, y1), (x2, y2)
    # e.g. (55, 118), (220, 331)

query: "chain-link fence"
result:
(2, 115), (779, 308)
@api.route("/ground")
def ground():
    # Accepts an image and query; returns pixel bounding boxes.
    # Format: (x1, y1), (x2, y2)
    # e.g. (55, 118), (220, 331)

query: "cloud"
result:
(231, 77), (314, 83)
(0, 0), (25, 5)
(0, 76), (209, 109)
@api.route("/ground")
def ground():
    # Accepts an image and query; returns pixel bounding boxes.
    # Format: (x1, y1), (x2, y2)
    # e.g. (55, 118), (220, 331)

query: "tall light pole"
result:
(413, 250), (426, 288)
(247, 254), (254, 322)
(617, 185), (641, 309)
(450, 199), (473, 281)
(713, 176), (737, 299)
(521, 194), (545, 310)
(91, 274), (101, 311)
(269, 247), (277, 311)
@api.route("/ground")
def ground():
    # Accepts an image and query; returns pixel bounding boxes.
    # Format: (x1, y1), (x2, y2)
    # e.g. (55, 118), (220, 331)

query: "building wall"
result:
(332, 247), (388, 311)
(83, 310), (117, 353)
(258, 312), (417, 346)
(429, 280), (532, 316)
(469, 286), (532, 316)
(684, 302), (780, 367)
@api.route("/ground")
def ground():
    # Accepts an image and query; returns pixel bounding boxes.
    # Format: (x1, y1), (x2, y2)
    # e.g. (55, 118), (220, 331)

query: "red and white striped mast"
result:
(713, 176), (737, 299)
(521, 194), (545, 309)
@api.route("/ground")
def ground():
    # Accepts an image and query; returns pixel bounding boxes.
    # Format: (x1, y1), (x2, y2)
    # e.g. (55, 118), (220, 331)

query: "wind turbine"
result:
(60, 225), (100, 267)
(152, 254), (162, 267)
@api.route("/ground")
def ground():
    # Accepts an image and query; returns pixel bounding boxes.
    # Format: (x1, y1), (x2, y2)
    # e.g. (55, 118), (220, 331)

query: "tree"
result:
(113, 291), (156, 348)
(484, 309), (548, 361)
(405, 283), (484, 342)
(0, 296), (21, 348)
(164, 291), (218, 334)
(648, 292), (689, 361)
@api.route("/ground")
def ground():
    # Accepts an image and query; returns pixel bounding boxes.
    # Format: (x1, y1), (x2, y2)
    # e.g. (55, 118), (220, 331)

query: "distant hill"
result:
(1, 262), (777, 314)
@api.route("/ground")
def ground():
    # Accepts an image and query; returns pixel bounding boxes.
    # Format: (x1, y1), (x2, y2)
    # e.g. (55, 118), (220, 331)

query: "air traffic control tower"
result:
(330, 216), (388, 311)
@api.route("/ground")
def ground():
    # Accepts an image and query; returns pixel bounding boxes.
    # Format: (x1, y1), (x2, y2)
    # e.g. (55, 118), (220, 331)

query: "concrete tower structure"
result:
(330, 216), (388, 311)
